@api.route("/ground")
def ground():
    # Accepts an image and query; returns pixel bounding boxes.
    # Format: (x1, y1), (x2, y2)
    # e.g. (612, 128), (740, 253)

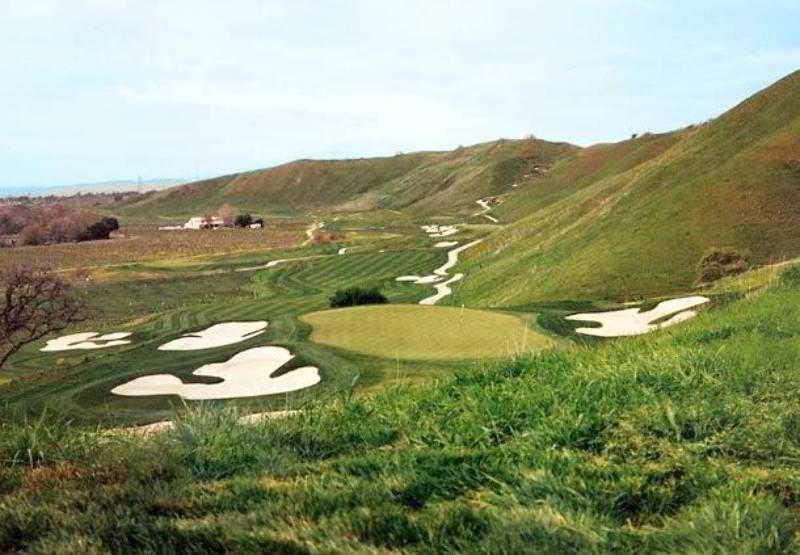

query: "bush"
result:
(329, 286), (388, 308)
(234, 214), (253, 228)
(77, 217), (119, 242)
(18, 224), (48, 246)
(313, 231), (345, 245)
(697, 248), (749, 283)
(781, 265), (800, 287)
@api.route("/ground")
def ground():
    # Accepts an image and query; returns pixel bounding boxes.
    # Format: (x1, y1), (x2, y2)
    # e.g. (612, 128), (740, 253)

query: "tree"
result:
(77, 217), (119, 241)
(234, 214), (253, 228)
(0, 266), (84, 368)
(329, 286), (388, 308)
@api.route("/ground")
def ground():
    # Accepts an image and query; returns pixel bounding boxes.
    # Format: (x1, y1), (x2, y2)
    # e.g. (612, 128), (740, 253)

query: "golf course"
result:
(1, 54), (800, 552)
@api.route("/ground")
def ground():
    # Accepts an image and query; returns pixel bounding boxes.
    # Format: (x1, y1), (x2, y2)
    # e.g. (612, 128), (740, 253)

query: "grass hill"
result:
(119, 71), (800, 306)
(3, 265), (800, 552)
(460, 70), (800, 305)
(118, 139), (578, 218)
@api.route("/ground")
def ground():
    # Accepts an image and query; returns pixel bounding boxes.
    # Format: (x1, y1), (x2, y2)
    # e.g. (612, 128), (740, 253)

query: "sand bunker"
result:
(41, 332), (132, 352)
(158, 322), (267, 351)
(236, 255), (326, 272)
(395, 239), (483, 304)
(566, 296), (710, 337)
(112, 346), (320, 400)
(435, 241), (458, 248)
(421, 224), (459, 237)
(120, 410), (301, 436)
(420, 273), (464, 305)
(473, 198), (500, 223)
(338, 247), (348, 255)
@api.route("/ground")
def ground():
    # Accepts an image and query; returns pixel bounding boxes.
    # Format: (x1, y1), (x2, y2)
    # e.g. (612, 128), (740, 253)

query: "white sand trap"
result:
(435, 241), (458, 248)
(41, 332), (132, 352)
(420, 273), (464, 305)
(434, 239), (483, 276)
(421, 224), (459, 237)
(338, 247), (348, 255)
(474, 198), (501, 223)
(112, 346), (320, 400)
(236, 254), (327, 272)
(120, 410), (301, 436)
(566, 296), (710, 337)
(158, 322), (267, 351)
(396, 274), (443, 284)
(395, 239), (483, 304)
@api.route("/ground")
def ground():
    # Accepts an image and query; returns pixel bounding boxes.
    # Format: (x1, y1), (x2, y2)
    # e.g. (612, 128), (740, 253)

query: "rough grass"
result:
(301, 304), (553, 360)
(462, 70), (800, 305)
(2, 272), (800, 552)
(119, 138), (578, 218)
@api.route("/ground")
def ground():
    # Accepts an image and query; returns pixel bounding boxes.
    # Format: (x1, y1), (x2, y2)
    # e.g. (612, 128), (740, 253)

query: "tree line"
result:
(0, 204), (120, 246)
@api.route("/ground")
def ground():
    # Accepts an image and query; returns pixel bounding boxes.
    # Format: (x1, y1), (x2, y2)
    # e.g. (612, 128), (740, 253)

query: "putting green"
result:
(301, 304), (553, 361)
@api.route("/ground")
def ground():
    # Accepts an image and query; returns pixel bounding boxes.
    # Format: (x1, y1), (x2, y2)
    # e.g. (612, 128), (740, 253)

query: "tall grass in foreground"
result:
(2, 276), (800, 552)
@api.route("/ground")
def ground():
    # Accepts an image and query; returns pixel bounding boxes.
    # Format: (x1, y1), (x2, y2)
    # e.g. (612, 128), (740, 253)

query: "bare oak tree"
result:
(0, 265), (84, 368)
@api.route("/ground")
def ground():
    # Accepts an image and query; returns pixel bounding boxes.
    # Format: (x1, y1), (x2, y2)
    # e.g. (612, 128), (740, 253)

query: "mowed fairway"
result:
(302, 304), (553, 360)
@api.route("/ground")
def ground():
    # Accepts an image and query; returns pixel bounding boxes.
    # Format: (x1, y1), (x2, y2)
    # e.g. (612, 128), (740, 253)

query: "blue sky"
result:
(1, 1), (798, 190)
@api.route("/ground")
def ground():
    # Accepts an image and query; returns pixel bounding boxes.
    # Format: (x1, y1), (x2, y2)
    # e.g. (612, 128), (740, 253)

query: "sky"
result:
(1, 1), (798, 191)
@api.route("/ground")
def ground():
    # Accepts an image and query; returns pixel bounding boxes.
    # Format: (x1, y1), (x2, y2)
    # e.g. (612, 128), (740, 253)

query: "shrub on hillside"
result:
(18, 224), (48, 246)
(77, 217), (119, 242)
(329, 286), (388, 308)
(696, 247), (750, 283)
(781, 265), (800, 287)
(313, 231), (345, 245)
(234, 214), (253, 228)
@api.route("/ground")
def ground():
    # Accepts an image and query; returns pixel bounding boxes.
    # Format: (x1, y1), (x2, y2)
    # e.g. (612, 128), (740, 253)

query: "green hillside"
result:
(120, 71), (800, 306)
(120, 139), (577, 218)
(3, 265), (800, 552)
(460, 70), (800, 305)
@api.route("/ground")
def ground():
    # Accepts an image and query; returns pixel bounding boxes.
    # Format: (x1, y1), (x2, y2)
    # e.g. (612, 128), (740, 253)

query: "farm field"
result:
(0, 223), (304, 272)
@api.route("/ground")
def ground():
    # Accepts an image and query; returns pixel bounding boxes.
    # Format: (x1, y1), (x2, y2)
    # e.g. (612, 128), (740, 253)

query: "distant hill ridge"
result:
(119, 139), (579, 217)
(2, 178), (186, 198)
(121, 70), (800, 301)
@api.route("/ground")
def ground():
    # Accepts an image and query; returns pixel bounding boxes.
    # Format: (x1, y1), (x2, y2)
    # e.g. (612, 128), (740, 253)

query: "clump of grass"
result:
(696, 247), (750, 284)
(780, 264), (800, 286)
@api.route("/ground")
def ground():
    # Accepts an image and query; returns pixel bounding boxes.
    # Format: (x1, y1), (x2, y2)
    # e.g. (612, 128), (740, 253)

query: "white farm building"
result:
(183, 216), (224, 230)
